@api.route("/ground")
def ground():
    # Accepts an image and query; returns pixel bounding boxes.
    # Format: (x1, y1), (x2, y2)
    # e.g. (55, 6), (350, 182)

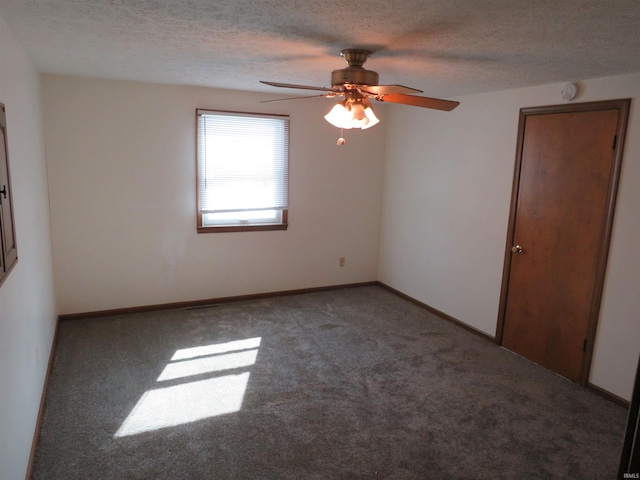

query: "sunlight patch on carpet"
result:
(115, 337), (261, 437)
(158, 349), (259, 381)
(171, 337), (262, 361)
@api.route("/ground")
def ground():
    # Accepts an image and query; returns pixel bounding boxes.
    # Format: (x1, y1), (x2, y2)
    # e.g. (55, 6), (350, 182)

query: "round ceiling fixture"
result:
(561, 83), (578, 101)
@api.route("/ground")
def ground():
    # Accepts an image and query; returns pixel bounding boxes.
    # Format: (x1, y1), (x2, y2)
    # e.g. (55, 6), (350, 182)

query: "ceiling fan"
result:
(260, 48), (460, 134)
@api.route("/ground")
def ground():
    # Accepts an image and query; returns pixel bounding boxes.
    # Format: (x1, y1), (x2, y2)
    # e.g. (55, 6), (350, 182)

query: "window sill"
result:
(197, 223), (288, 234)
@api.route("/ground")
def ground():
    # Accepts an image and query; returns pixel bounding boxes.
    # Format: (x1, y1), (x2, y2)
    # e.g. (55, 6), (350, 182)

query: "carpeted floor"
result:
(32, 286), (627, 479)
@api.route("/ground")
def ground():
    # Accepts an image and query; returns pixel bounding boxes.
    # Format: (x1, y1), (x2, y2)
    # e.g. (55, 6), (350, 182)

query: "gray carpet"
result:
(32, 286), (626, 479)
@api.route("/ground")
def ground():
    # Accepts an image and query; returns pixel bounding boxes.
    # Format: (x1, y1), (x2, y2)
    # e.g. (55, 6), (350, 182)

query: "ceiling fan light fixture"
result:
(324, 102), (354, 129)
(361, 106), (380, 130)
(349, 102), (369, 128)
(324, 98), (380, 130)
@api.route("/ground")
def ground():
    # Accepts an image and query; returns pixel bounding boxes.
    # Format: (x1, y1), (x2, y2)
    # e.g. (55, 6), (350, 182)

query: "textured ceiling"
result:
(1, 0), (640, 98)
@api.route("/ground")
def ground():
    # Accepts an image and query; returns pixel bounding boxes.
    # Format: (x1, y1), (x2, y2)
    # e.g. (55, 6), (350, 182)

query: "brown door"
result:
(498, 100), (630, 383)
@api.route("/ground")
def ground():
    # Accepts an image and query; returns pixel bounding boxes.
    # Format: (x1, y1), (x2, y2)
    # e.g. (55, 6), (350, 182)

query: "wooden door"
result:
(497, 99), (630, 383)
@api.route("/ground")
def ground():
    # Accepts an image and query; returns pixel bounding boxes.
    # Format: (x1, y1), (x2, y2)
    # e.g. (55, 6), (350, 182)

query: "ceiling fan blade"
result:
(260, 80), (336, 92)
(378, 94), (460, 111)
(260, 93), (337, 103)
(360, 84), (422, 95)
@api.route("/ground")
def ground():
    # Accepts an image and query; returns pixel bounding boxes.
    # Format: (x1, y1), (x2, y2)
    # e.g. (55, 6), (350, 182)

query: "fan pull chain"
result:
(337, 128), (346, 146)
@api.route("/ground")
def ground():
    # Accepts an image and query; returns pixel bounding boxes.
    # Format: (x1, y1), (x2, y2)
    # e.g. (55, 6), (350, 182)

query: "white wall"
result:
(0, 15), (58, 480)
(379, 73), (640, 401)
(43, 75), (386, 314)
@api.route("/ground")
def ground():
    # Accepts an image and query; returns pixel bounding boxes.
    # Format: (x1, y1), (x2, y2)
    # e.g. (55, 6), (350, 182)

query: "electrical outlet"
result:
(339, 257), (345, 267)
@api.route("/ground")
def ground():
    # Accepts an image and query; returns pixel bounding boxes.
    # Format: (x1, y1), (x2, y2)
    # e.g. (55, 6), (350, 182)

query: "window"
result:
(196, 109), (289, 233)
(0, 103), (18, 287)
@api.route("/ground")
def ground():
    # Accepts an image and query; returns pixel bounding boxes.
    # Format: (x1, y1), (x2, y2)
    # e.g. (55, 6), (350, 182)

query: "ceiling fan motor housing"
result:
(331, 67), (379, 88)
(331, 48), (379, 87)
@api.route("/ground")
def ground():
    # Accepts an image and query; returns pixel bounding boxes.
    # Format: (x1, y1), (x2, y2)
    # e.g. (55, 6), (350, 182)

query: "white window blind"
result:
(197, 110), (289, 216)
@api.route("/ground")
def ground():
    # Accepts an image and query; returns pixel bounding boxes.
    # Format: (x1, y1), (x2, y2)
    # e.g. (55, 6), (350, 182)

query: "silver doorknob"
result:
(511, 245), (523, 254)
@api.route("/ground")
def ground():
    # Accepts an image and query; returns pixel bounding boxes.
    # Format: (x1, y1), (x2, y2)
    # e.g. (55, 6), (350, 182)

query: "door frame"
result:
(495, 98), (631, 385)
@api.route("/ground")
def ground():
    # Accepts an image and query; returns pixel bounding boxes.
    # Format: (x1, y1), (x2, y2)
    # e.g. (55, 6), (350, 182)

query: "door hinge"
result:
(583, 339), (587, 352)
(613, 135), (618, 149)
